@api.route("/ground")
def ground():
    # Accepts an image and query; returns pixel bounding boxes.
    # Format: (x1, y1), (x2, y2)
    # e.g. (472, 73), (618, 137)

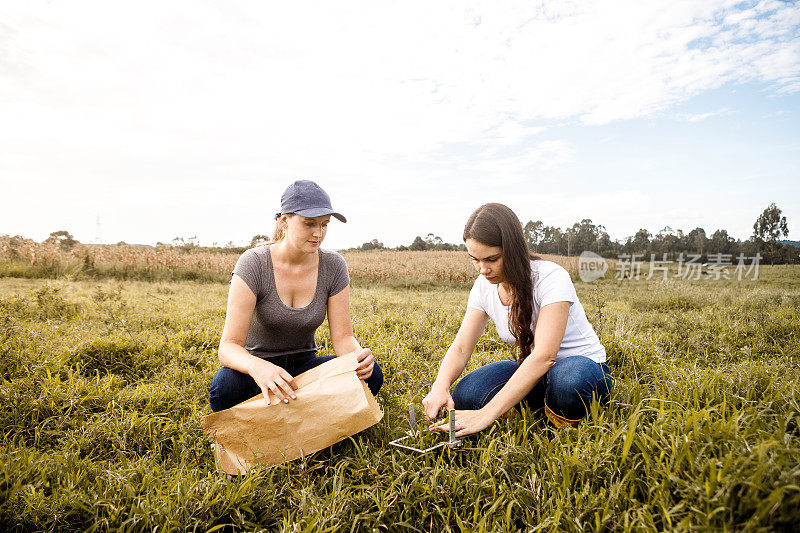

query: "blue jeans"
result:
(209, 351), (384, 412)
(452, 356), (613, 421)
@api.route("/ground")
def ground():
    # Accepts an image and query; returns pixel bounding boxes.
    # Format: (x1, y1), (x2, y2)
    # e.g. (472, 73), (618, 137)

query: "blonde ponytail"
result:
(271, 214), (293, 243)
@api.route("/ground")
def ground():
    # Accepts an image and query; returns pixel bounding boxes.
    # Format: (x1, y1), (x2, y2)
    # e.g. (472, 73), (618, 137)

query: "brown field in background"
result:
(0, 235), (597, 284)
(345, 249), (588, 283)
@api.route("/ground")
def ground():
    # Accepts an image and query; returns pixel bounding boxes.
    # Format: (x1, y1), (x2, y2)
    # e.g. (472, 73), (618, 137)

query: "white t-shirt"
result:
(467, 260), (606, 363)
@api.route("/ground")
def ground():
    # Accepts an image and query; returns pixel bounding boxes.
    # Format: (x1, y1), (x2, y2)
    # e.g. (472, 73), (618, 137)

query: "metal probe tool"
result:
(389, 404), (462, 453)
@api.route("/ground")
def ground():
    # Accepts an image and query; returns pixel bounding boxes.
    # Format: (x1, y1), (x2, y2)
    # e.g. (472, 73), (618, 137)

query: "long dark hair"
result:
(463, 203), (540, 363)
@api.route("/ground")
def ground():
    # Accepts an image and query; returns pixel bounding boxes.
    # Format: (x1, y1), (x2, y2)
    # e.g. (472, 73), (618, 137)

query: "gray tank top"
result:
(232, 245), (350, 358)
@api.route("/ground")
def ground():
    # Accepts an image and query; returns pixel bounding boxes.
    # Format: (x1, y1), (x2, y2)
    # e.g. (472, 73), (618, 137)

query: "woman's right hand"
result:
(249, 358), (298, 404)
(422, 384), (455, 420)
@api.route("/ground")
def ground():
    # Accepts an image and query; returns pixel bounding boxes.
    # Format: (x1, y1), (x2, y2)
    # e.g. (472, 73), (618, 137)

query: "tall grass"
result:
(1, 236), (589, 287)
(0, 236), (234, 283)
(0, 268), (798, 530)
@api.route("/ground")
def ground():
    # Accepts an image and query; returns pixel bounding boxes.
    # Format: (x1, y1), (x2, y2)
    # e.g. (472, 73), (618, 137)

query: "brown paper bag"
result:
(200, 352), (383, 474)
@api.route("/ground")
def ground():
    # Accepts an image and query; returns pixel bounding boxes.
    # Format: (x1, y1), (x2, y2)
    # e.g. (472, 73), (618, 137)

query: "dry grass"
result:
(0, 236), (236, 281)
(1, 236), (596, 286)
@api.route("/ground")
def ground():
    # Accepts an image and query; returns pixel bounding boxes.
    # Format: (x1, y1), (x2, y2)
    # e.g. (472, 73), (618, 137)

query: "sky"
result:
(1, 0), (798, 250)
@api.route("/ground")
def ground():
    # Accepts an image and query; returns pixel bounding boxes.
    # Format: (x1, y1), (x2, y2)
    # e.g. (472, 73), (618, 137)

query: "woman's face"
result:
(283, 214), (331, 252)
(466, 238), (504, 284)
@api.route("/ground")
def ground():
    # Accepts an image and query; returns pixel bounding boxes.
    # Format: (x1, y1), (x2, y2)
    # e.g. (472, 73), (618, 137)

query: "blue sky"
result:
(1, 0), (798, 250)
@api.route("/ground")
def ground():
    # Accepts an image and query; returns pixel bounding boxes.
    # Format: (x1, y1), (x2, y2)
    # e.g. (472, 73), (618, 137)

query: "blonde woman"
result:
(209, 180), (382, 412)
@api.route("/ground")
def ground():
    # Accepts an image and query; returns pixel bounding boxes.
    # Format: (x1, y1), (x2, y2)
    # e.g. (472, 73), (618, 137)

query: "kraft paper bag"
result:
(200, 352), (383, 474)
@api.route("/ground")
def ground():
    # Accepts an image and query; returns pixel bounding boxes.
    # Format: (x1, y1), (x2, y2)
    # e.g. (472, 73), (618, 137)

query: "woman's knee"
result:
(366, 361), (384, 396)
(453, 360), (518, 410)
(209, 366), (259, 412)
(545, 357), (612, 419)
(451, 379), (477, 410)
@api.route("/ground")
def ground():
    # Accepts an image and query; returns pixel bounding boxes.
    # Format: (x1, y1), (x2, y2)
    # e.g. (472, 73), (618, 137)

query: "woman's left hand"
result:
(355, 348), (374, 379)
(429, 409), (495, 438)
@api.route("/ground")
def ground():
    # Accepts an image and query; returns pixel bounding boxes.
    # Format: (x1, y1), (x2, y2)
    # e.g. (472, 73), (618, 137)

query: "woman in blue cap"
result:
(209, 180), (383, 412)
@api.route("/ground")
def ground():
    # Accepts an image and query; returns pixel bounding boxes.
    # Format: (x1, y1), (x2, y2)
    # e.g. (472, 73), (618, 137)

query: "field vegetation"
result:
(0, 236), (587, 287)
(1, 248), (798, 530)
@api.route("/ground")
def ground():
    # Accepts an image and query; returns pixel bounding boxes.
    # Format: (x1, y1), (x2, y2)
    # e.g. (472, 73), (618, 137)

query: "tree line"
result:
(352, 234), (467, 253)
(28, 204), (796, 265)
(353, 203), (798, 265)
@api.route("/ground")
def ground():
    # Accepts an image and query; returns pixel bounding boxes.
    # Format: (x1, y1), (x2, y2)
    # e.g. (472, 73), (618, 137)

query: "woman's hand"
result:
(249, 358), (298, 404)
(355, 348), (374, 379)
(422, 385), (455, 420)
(429, 409), (495, 438)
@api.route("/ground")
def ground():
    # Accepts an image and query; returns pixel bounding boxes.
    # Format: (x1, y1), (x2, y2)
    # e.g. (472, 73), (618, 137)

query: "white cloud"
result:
(474, 140), (576, 181)
(679, 109), (731, 121)
(0, 0), (797, 246)
(484, 121), (547, 147)
(3, 1), (797, 151)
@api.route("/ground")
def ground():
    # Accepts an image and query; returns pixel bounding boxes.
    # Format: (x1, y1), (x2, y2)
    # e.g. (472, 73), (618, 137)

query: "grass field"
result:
(0, 236), (590, 287)
(1, 262), (799, 531)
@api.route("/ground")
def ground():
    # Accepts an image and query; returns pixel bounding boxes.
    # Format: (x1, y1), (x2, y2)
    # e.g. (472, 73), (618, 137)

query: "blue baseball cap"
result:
(275, 180), (347, 222)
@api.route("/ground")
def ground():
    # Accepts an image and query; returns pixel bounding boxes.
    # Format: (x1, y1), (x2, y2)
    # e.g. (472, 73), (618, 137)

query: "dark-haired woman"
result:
(209, 180), (383, 413)
(422, 203), (612, 436)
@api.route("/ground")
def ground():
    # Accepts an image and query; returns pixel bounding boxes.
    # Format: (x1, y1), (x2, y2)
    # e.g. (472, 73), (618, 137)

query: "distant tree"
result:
(360, 239), (385, 251)
(600, 236), (618, 257)
(45, 230), (78, 250)
(683, 228), (707, 256)
(409, 236), (427, 251)
(539, 225), (563, 255)
(171, 235), (198, 252)
(708, 229), (735, 255)
(653, 227), (680, 255)
(523, 220), (544, 251)
(564, 226), (576, 256)
(753, 203), (789, 264)
(250, 234), (270, 247)
(594, 224), (614, 255)
(425, 233), (443, 247)
(569, 219), (602, 255)
(780, 244), (799, 264)
(422, 233), (461, 251)
(631, 228), (652, 252)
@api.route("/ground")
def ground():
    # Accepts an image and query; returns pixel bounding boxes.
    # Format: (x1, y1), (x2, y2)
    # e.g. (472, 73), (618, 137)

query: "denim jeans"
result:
(209, 351), (384, 412)
(452, 355), (613, 421)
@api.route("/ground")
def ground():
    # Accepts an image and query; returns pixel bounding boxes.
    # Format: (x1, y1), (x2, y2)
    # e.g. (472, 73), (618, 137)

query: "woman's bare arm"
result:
(327, 285), (374, 379)
(422, 307), (489, 419)
(218, 274), (298, 403)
